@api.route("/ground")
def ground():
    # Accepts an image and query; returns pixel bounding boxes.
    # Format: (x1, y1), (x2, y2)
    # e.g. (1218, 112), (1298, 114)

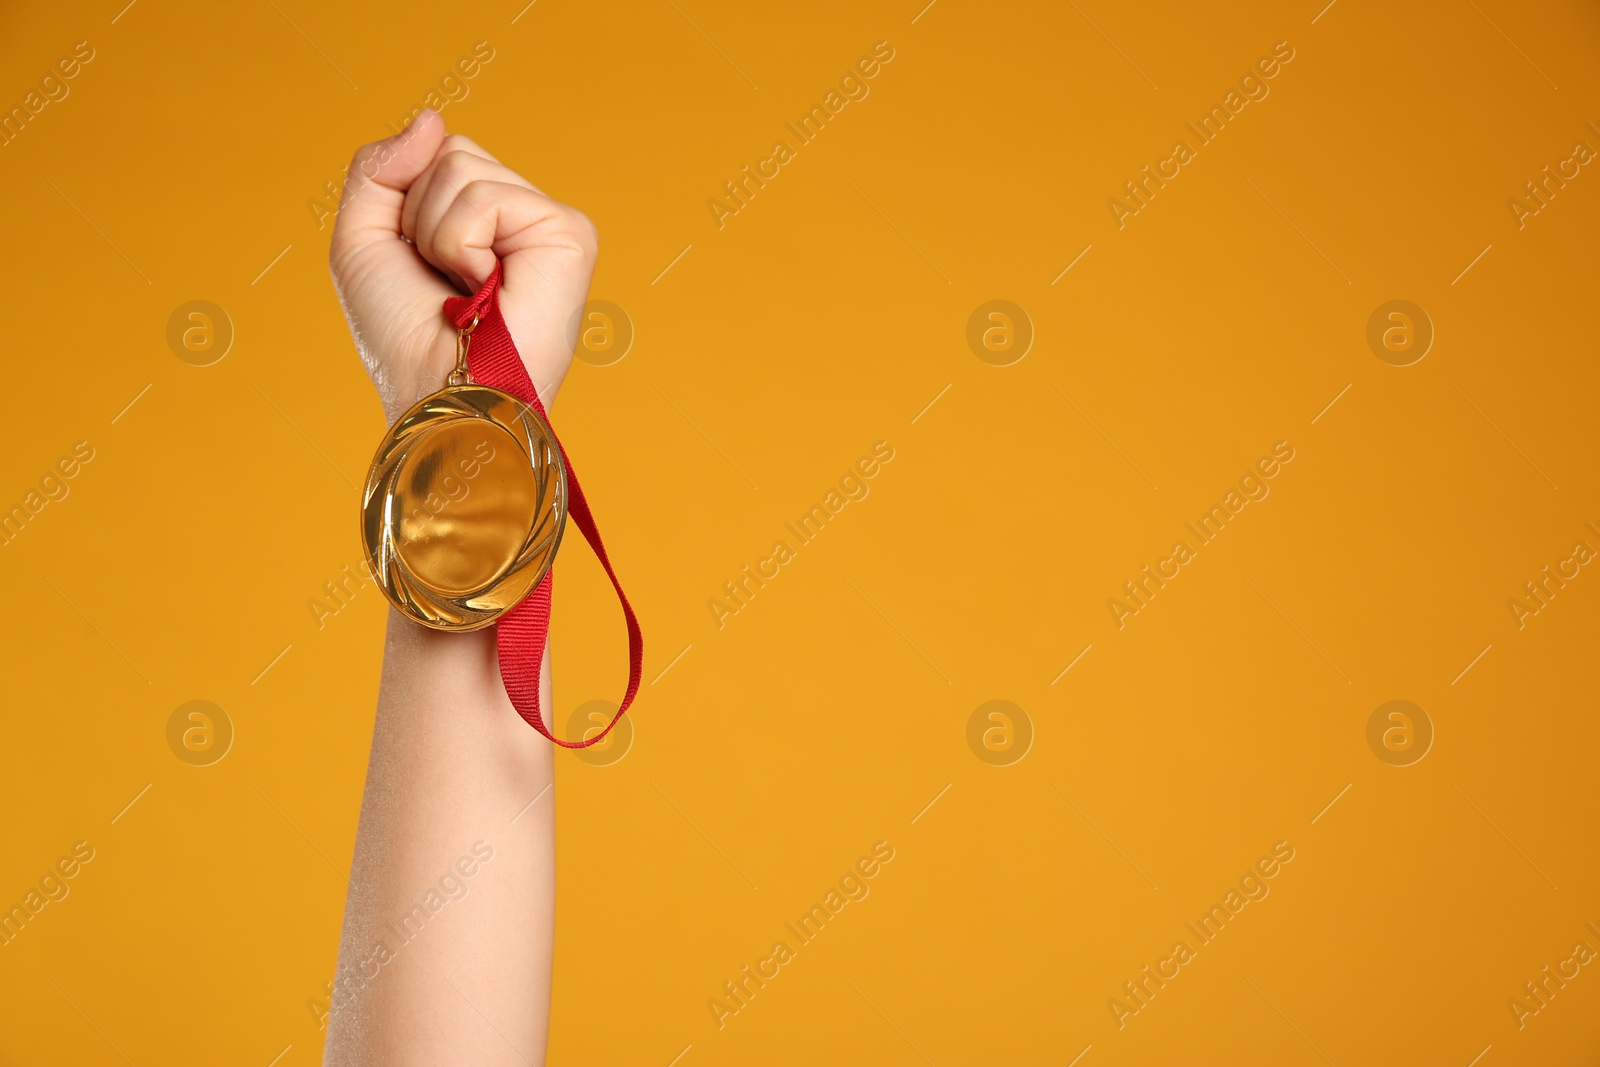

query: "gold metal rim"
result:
(360, 383), (568, 631)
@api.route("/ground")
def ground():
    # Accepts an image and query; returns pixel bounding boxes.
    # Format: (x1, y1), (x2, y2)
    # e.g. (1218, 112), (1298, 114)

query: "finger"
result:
(436, 132), (550, 194)
(405, 154), (538, 281)
(399, 133), (519, 240)
(437, 131), (501, 164)
(329, 110), (447, 269)
(430, 182), (598, 376)
(425, 180), (548, 289)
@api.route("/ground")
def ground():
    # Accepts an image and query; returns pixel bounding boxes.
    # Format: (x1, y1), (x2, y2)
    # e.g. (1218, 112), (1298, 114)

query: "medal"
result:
(361, 318), (568, 632)
(359, 264), (643, 747)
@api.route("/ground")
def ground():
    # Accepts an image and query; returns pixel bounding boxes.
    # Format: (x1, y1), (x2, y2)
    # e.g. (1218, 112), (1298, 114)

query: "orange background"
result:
(3, 0), (1599, 1063)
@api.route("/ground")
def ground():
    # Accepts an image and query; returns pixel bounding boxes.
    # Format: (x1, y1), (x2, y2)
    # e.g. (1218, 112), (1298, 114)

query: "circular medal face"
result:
(361, 384), (568, 631)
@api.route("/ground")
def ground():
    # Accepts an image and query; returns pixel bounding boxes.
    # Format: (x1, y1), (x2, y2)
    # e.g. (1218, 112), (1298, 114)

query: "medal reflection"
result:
(361, 317), (568, 630)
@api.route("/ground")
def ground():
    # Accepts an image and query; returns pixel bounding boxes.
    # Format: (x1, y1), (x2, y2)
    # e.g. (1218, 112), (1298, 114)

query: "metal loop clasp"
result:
(448, 313), (481, 386)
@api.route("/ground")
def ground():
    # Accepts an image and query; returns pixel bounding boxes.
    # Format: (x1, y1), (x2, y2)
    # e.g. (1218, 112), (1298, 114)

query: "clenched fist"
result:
(329, 110), (597, 420)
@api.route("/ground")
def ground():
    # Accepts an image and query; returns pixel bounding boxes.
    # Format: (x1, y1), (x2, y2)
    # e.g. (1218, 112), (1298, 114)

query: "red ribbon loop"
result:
(443, 265), (643, 748)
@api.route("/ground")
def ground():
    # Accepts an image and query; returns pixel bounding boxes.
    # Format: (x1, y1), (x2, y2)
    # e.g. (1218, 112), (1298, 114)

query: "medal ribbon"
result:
(443, 264), (642, 748)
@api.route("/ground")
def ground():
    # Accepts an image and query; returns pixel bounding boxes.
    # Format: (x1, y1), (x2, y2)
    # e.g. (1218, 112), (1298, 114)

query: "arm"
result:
(323, 110), (597, 1066)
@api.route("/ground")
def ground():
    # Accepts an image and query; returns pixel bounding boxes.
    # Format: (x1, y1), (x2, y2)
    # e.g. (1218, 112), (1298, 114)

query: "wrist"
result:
(384, 607), (502, 685)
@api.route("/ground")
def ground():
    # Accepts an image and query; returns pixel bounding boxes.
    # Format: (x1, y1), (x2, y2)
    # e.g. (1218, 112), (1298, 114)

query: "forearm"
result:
(324, 613), (555, 1066)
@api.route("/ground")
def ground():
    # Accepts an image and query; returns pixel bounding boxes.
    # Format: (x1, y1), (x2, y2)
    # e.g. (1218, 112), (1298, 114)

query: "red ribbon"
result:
(443, 265), (642, 748)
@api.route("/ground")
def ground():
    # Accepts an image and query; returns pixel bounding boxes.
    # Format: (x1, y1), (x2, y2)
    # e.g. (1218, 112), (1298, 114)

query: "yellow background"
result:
(3, 0), (1599, 1063)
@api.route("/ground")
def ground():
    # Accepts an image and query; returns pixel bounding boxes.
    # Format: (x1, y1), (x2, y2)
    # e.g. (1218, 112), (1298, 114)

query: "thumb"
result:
(330, 110), (448, 271)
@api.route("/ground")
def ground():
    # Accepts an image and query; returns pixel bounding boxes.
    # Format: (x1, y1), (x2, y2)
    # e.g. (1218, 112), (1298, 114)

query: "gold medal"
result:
(360, 318), (567, 631)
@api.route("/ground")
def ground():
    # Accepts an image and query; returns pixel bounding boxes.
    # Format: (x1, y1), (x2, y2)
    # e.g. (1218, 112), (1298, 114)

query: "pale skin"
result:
(324, 110), (595, 1066)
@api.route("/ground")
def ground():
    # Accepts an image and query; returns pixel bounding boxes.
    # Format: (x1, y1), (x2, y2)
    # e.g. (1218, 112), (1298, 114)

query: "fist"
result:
(328, 110), (597, 420)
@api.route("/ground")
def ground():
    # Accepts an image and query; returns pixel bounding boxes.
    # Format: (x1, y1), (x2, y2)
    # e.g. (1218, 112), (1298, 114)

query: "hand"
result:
(329, 110), (598, 420)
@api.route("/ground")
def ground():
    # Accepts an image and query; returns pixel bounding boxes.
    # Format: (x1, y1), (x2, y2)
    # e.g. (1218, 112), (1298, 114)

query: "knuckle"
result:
(346, 139), (381, 173)
(459, 178), (497, 205)
(561, 206), (599, 255)
(434, 149), (478, 186)
(348, 140), (393, 184)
